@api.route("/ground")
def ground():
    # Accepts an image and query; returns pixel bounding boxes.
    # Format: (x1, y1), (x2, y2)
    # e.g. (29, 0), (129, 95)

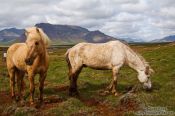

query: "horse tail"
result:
(65, 49), (72, 79)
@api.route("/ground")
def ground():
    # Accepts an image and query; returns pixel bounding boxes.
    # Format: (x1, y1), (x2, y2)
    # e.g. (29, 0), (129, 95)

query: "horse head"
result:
(25, 27), (50, 65)
(138, 66), (154, 91)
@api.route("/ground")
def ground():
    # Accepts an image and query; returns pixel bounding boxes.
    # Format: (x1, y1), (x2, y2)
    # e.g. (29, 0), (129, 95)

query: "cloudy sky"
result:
(0, 0), (175, 41)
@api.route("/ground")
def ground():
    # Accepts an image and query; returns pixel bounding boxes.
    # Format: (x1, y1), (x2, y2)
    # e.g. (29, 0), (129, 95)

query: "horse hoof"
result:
(30, 101), (35, 106)
(69, 87), (79, 97)
(17, 100), (25, 107)
(98, 90), (110, 96)
(35, 102), (43, 109)
(114, 92), (119, 96)
(11, 95), (16, 100)
(38, 98), (43, 104)
(21, 100), (25, 105)
(104, 90), (110, 94)
(69, 92), (73, 96)
(16, 96), (21, 102)
(69, 91), (79, 97)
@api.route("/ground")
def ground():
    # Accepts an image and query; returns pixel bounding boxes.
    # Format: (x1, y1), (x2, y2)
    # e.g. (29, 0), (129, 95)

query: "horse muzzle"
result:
(143, 82), (152, 91)
(25, 58), (34, 65)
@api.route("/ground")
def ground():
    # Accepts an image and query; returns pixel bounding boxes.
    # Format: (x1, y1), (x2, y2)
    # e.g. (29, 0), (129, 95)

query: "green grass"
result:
(1, 43), (175, 115)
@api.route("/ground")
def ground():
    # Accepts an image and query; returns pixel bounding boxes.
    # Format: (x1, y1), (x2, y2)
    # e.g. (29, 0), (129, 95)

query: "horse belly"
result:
(83, 56), (112, 69)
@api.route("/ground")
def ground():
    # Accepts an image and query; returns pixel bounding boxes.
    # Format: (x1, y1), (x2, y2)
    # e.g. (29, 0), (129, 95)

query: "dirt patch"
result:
(0, 91), (11, 105)
(115, 93), (141, 115)
(0, 91), (12, 115)
(0, 72), (8, 77)
(94, 103), (117, 116)
(53, 85), (69, 92)
(39, 95), (65, 111)
(77, 93), (141, 116)
(78, 97), (118, 116)
(34, 80), (51, 87)
(0, 90), (65, 115)
(80, 97), (100, 107)
(0, 90), (140, 116)
(44, 95), (63, 104)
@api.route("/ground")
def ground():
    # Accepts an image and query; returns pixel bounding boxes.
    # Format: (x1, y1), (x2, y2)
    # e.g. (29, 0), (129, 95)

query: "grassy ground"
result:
(0, 43), (175, 116)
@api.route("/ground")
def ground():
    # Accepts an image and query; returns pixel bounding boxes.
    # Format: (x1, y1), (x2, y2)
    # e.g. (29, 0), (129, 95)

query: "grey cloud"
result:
(0, 0), (175, 41)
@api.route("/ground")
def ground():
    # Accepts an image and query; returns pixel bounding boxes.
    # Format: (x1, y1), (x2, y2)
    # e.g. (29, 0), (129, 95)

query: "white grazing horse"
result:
(65, 41), (154, 96)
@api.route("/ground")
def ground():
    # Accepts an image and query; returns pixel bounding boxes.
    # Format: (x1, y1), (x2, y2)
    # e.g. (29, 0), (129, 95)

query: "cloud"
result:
(0, 0), (175, 41)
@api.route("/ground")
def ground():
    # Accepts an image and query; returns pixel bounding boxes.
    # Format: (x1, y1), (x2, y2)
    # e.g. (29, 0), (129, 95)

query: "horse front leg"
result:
(105, 80), (114, 93)
(16, 71), (23, 99)
(105, 66), (120, 96)
(38, 72), (46, 103)
(16, 71), (25, 105)
(21, 77), (26, 100)
(28, 74), (35, 105)
(111, 66), (121, 96)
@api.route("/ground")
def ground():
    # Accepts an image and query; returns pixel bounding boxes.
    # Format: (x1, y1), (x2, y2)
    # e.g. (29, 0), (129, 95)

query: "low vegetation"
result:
(0, 42), (175, 115)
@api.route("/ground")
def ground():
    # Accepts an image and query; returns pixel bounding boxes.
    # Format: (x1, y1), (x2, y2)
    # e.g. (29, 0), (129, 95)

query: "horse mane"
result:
(38, 28), (51, 47)
(123, 43), (154, 74)
(135, 52), (149, 67)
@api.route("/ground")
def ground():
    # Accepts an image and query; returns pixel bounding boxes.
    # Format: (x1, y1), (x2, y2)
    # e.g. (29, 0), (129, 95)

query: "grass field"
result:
(0, 43), (175, 116)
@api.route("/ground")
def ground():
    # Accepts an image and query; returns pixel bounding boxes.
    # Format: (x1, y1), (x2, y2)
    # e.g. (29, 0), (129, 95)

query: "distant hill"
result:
(35, 23), (117, 44)
(151, 35), (175, 43)
(0, 28), (24, 44)
(0, 23), (118, 45)
(119, 37), (144, 43)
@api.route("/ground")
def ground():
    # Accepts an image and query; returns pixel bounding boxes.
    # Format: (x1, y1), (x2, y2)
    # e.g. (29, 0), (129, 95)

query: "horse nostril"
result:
(25, 58), (31, 65)
(25, 59), (29, 64)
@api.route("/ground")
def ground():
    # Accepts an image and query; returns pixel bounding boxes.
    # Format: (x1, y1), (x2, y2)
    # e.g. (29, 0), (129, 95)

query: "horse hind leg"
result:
(69, 66), (82, 96)
(16, 71), (25, 103)
(8, 68), (16, 100)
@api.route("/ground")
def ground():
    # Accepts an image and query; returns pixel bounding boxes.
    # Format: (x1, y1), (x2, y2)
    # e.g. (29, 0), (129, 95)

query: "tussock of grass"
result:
(47, 97), (92, 116)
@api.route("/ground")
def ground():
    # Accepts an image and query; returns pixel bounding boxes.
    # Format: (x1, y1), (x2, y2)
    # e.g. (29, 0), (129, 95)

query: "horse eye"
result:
(35, 42), (39, 45)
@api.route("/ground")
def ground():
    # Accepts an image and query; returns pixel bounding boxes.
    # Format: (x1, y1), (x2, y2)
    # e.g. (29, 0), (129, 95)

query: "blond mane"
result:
(38, 28), (51, 47)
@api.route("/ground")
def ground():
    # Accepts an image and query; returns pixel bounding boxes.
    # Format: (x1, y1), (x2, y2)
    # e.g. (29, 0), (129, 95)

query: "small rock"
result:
(15, 106), (38, 115)
(3, 104), (17, 115)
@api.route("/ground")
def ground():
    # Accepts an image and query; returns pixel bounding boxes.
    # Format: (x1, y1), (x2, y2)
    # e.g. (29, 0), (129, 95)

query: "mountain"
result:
(0, 28), (24, 44)
(119, 37), (144, 43)
(0, 23), (117, 45)
(35, 23), (116, 44)
(83, 30), (116, 43)
(151, 35), (175, 43)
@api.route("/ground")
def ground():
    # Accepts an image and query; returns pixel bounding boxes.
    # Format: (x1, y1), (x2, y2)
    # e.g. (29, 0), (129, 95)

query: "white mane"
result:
(125, 45), (154, 74)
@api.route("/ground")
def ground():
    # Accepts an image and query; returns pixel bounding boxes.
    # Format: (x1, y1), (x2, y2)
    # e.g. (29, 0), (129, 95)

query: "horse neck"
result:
(126, 49), (146, 72)
(38, 43), (47, 64)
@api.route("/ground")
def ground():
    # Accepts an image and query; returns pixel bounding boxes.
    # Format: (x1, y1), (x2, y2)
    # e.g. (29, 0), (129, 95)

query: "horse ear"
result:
(36, 27), (40, 33)
(25, 29), (29, 37)
(149, 68), (155, 74)
(145, 66), (149, 75)
(145, 66), (154, 75)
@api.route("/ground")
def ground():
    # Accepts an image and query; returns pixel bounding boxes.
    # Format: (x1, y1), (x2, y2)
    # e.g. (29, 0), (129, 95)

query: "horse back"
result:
(68, 41), (126, 69)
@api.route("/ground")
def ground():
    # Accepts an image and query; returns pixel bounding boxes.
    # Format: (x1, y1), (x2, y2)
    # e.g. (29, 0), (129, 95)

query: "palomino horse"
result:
(6, 27), (50, 105)
(66, 41), (154, 96)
